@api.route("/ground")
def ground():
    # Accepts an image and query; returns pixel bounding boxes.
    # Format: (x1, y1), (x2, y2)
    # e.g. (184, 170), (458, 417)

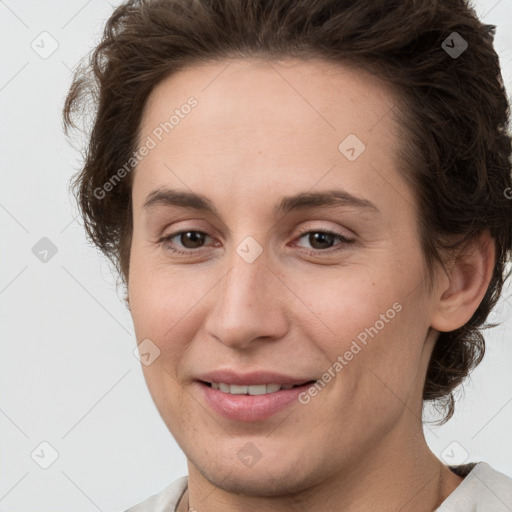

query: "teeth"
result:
(247, 384), (266, 395)
(210, 382), (297, 394)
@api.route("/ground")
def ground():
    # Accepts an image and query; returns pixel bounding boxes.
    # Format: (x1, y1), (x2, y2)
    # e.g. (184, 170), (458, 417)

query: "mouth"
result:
(197, 379), (318, 422)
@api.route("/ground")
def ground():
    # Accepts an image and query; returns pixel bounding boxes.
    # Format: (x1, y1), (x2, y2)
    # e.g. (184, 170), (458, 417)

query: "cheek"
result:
(128, 255), (197, 425)
(128, 239), (202, 341)
(297, 268), (399, 345)
(300, 265), (428, 398)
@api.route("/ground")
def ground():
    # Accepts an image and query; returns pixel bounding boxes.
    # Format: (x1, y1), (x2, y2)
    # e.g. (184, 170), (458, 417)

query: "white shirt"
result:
(124, 462), (512, 511)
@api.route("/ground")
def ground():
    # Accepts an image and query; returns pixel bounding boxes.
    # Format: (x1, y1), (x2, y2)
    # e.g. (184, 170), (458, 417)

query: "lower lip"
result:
(198, 381), (314, 422)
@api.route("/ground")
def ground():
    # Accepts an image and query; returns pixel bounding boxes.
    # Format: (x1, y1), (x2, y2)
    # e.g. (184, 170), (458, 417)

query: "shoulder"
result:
(123, 476), (188, 512)
(437, 462), (512, 511)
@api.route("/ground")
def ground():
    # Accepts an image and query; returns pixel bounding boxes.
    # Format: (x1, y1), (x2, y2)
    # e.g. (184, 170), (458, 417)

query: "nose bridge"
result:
(205, 240), (287, 348)
(225, 255), (262, 309)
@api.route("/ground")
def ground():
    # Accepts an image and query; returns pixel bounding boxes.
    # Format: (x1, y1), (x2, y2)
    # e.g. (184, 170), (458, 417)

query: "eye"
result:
(294, 229), (355, 253)
(158, 230), (215, 255)
(157, 228), (354, 257)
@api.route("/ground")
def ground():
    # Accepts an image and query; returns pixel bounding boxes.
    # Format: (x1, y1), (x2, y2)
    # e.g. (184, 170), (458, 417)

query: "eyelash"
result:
(157, 227), (355, 257)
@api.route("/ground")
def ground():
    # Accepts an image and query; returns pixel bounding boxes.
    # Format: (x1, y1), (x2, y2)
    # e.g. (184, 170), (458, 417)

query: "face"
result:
(128, 58), (440, 496)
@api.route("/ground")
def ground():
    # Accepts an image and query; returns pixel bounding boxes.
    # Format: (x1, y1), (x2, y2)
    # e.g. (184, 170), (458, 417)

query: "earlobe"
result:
(430, 230), (495, 333)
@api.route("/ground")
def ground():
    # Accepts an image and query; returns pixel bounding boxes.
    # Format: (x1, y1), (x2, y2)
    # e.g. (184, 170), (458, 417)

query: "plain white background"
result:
(1, 0), (511, 510)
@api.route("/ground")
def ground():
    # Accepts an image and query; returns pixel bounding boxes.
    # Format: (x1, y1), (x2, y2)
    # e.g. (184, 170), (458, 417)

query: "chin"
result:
(185, 441), (325, 498)
(197, 462), (314, 497)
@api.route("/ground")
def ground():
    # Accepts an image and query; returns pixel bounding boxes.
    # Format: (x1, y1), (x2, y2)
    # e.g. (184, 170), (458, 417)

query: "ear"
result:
(430, 230), (495, 333)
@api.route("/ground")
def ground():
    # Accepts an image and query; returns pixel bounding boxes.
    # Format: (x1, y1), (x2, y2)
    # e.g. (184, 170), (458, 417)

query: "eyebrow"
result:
(142, 187), (379, 216)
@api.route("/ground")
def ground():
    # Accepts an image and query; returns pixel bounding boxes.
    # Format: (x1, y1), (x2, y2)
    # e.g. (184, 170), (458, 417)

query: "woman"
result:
(63, 0), (512, 510)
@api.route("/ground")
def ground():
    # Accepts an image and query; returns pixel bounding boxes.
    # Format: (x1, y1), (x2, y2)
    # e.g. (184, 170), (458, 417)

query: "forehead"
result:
(139, 57), (398, 139)
(133, 58), (411, 218)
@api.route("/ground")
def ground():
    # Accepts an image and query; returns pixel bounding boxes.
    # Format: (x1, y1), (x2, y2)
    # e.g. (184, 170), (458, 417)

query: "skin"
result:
(127, 58), (494, 511)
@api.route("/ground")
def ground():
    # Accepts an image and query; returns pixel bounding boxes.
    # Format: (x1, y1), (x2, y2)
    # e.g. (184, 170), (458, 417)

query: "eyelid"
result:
(294, 223), (355, 240)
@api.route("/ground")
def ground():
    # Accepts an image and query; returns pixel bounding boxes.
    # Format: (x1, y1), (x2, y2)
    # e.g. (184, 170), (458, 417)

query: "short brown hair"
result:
(63, 0), (512, 424)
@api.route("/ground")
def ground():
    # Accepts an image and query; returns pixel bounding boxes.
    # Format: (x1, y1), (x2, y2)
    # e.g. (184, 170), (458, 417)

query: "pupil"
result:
(310, 232), (334, 250)
(182, 231), (205, 248)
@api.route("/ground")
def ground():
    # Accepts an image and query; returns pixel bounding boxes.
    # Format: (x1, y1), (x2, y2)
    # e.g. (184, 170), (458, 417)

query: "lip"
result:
(195, 370), (317, 422)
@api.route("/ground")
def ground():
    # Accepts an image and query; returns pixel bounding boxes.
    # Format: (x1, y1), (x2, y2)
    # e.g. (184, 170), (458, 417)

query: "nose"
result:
(203, 242), (289, 350)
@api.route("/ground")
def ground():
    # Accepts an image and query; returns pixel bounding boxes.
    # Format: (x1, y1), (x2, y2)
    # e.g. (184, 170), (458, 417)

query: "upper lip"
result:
(196, 370), (316, 386)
